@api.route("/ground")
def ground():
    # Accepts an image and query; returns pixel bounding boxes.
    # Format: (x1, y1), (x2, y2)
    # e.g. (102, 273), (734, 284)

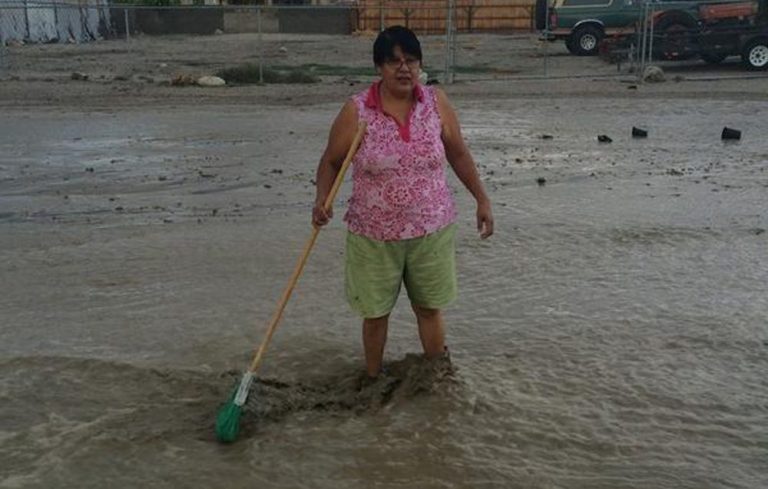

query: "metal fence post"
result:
(22, 0), (29, 40)
(258, 5), (263, 84)
(450, 2), (457, 83)
(124, 8), (129, 42)
(444, 0), (455, 84)
(543, 0), (549, 77)
(648, 1), (655, 70)
(639, 0), (649, 83)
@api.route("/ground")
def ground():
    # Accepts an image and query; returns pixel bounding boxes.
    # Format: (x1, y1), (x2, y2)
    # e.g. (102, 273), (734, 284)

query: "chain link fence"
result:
(1, 1), (759, 85)
(0, 1), (111, 44)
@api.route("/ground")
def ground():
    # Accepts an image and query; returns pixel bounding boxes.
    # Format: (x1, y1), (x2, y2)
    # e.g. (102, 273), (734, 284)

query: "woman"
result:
(313, 26), (493, 378)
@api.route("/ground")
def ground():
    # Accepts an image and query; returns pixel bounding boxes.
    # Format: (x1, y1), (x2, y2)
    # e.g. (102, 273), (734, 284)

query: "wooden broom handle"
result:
(248, 121), (367, 373)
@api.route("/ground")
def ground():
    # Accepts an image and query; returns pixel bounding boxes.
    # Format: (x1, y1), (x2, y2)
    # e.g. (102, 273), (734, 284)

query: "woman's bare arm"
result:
(313, 100), (358, 227)
(436, 89), (494, 239)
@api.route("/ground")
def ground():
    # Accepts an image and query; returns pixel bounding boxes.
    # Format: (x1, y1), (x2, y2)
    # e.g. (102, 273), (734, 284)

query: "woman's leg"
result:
(363, 314), (389, 377)
(411, 305), (445, 358)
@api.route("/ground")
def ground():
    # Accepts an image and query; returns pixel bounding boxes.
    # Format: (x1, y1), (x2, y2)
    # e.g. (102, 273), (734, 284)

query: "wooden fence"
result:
(355, 0), (536, 34)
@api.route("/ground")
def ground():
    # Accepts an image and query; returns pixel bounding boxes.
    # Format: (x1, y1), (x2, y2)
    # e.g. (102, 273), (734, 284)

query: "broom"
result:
(215, 121), (367, 443)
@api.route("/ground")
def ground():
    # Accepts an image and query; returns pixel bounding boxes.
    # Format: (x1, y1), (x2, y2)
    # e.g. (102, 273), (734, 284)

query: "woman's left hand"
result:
(477, 199), (494, 239)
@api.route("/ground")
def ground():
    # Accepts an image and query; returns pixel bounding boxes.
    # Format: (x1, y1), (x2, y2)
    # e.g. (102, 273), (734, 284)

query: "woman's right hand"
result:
(312, 201), (333, 227)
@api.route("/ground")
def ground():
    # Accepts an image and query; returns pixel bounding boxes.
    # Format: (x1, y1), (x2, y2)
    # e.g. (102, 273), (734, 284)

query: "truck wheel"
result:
(654, 12), (698, 60)
(565, 36), (579, 55)
(569, 25), (603, 56)
(701, 52), (727, 65)
(742, 38), (768, 70)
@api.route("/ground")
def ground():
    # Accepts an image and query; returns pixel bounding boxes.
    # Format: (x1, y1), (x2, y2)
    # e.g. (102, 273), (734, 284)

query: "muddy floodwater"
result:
(1, 94), (767, 488)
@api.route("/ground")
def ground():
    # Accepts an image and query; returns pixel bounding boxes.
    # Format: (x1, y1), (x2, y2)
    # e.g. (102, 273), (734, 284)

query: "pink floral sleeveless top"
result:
(343, 81), (457, 241)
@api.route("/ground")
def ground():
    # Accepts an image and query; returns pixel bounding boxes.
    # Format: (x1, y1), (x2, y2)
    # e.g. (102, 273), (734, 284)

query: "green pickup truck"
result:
(535, 0), (756, 57)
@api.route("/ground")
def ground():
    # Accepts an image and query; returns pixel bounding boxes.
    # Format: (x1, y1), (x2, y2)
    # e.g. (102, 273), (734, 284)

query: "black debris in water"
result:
(721, 127), (741, 140)
(597, 135), (613, 143)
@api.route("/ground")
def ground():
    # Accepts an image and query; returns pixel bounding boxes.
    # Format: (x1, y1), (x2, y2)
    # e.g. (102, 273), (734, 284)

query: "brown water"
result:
(1, 98), (767, 488)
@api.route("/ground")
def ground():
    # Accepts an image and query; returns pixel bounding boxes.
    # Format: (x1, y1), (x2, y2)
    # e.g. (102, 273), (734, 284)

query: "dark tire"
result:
(701, 52), (727, 65)
(565, 36), (579, 55)
(741, 38), (768, 70)
(535, 0), (548, 31)
(654, 12), (699, 60)
(569, 25), (603, 56)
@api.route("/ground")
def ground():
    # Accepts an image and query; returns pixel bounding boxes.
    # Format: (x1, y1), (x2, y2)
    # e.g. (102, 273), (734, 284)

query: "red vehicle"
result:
(693, 0), (768, 69)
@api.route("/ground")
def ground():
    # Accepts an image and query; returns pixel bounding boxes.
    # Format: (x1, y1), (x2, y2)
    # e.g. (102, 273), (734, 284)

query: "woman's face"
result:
(378, 46), (421, 96)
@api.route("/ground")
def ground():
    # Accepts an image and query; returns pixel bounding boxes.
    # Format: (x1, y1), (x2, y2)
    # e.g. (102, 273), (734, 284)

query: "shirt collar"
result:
(364, 80), (424, 111)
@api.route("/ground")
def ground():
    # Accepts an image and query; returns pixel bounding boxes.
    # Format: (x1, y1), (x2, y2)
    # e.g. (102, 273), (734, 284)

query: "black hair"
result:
(373, 26), (423, 66)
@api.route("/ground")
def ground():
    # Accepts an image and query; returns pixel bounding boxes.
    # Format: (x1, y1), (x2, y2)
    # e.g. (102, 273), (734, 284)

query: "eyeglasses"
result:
(383, 57), (421, 70)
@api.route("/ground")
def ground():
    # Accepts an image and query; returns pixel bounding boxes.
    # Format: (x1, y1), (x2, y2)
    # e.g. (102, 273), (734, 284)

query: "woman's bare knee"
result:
(364, 314), (389, 328)
(411, 305), (440, 320)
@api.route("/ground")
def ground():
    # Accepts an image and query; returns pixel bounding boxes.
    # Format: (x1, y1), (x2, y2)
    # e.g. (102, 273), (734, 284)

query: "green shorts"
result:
(345, 224), (457, 318)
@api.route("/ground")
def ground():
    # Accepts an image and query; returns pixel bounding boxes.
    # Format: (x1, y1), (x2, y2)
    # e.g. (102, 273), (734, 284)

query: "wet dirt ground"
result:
(1, 32), (767, 489)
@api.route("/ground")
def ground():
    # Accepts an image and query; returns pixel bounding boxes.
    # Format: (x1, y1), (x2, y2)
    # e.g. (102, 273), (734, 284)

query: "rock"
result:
(632, 127), (648, 138)
(536, 177), (546, 186)
(279, 46), (288, 53)
(197, 75), (226, 87)
(339, 76), (359, 86)
(418, 70), (428, 84)
(71, 72), (89, 81)
(214, 29), (224, 35)
(540, 134), (553, 140)
(597, 135), (612, 143)
(171, 74), (196, 86)
(642, 66), (665, 83)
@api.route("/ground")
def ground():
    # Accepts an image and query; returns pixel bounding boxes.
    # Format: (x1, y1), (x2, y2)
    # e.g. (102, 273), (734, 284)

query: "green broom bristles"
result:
(215, 372), (254, 443)
(215, 397), (242, 443)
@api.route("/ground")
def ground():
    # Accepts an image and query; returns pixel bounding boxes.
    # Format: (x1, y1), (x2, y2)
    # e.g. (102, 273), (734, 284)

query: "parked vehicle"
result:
(693, 1), (768, 69)
(534, 0), (759, 58)
(649, 0), (766, 63)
